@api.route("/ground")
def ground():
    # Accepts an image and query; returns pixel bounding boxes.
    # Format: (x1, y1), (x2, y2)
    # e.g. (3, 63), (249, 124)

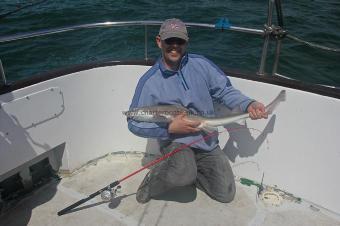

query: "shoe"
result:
(136, 172), (152, 204)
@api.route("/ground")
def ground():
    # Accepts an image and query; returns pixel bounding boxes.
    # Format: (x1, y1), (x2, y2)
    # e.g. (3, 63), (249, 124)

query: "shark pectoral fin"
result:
(200, 124), (219, 133)
(235, 118), (247, 126)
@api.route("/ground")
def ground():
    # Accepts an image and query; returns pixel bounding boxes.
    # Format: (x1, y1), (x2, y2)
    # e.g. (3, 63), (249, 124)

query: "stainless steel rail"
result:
(0, 21), (264, 44)
(286, 34), (340, 53)
(0, 20), (264, 87)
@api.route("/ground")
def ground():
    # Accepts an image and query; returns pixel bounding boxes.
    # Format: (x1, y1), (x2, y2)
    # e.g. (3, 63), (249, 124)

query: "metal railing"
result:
(0, 60), (7, 86)
(0, 21), (264, 44)
(0, 20), (264, 86)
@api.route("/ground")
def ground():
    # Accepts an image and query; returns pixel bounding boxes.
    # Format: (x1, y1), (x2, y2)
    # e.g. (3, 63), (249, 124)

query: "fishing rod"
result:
(57, 129), (226, 216)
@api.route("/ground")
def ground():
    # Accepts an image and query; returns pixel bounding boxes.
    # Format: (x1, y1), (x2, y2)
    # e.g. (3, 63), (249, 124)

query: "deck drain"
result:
(261, 191), (283, 206)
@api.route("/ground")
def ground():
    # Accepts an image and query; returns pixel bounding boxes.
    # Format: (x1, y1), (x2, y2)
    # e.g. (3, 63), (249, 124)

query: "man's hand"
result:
(247, 101), (268, 120)
(168, 112), (201, 134)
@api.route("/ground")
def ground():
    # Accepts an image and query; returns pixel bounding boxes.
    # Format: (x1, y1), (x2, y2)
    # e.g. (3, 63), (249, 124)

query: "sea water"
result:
(0, 0), (339, 86)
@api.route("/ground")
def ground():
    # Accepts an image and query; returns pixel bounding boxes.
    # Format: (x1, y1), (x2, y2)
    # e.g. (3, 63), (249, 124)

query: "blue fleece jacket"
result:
(128, 53), (253, 151)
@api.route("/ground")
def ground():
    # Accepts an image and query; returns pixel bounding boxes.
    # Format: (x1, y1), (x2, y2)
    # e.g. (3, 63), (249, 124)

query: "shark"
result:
(124, 90), (286, 132)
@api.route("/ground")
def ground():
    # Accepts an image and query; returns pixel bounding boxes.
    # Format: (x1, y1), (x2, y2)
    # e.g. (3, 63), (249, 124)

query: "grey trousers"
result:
(145, 142), (236, 203)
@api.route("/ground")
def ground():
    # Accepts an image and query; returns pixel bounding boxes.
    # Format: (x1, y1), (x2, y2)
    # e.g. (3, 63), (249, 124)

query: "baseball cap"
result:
(159, 18), (189, 41)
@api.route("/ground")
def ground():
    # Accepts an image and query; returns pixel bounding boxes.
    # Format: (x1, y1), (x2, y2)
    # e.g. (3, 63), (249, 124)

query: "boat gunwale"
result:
(0, 59), (339, 99)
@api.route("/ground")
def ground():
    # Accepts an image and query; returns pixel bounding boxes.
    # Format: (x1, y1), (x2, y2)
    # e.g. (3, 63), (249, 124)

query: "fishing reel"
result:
(100, 185), (121, 202)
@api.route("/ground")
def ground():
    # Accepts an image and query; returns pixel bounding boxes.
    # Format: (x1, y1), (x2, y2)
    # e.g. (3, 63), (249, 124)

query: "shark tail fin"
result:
(265, 90), (286, 115)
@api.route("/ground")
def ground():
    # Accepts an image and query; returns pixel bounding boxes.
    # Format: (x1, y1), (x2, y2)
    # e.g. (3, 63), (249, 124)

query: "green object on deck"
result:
(240, 178), (261, 188)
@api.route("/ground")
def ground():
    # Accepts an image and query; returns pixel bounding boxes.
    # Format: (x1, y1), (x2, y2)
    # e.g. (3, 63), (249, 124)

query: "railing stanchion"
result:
(257, 0), (275, 76)
(0, 59), (7, 87)
(144, 25), (148, 61)
(272, 39), (282, 76)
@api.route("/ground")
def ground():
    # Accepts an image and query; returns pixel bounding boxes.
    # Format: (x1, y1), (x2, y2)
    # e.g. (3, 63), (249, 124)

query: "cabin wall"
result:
(0, 65), (148, 179)
(1, 65), (340, 214)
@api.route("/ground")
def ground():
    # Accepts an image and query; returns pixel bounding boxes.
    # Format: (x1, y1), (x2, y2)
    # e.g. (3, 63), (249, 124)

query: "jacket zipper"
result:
(178, 69), (189, 91)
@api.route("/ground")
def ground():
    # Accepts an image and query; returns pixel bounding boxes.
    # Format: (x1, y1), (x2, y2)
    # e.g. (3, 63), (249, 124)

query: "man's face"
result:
(156, 36), (187, 69)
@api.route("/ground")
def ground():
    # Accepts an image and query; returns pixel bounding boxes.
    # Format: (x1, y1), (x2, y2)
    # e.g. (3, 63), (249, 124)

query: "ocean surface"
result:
(0, 0), (339, 86)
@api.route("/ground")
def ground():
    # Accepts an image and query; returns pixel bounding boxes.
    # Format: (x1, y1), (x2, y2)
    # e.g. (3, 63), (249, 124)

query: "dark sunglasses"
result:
(164, 38), (186, 45)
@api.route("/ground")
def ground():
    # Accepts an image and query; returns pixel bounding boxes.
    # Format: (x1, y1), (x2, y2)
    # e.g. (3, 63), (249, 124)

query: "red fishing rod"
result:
(57, 127), (244, 216)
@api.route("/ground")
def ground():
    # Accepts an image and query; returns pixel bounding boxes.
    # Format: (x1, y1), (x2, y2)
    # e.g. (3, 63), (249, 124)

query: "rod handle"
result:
(57, 196), (94, 216)
(57, 180), (120, 216)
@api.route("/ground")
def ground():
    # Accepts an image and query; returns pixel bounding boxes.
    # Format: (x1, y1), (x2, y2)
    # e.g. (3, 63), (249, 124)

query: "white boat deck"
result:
(1, 153), (340, 226)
